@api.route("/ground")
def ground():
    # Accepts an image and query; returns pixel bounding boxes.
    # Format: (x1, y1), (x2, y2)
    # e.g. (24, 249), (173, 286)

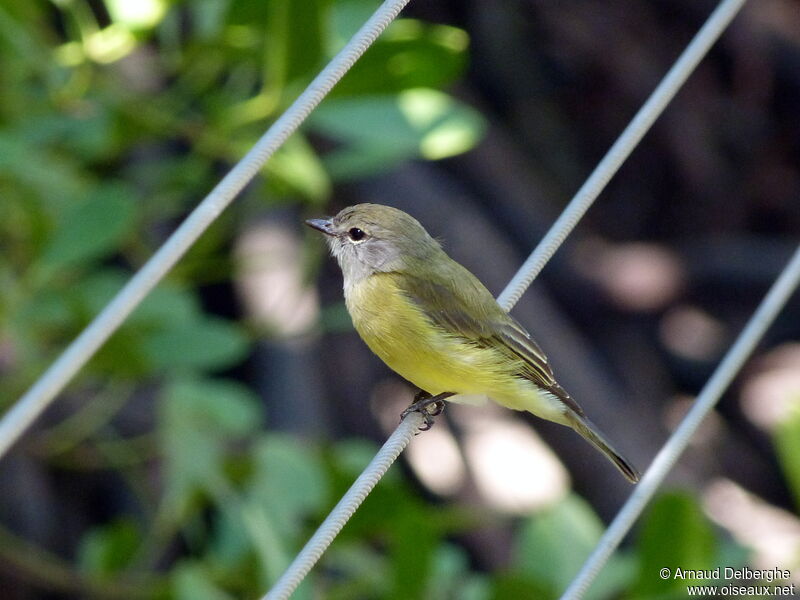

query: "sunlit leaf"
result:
(310, 89), (485, 179)
(83, 25), (138, 64)
(332, 18), (468, 96)
(398, 88), (484, 159)
(104, 0), (167, 30)
(263, 134), (331, 203)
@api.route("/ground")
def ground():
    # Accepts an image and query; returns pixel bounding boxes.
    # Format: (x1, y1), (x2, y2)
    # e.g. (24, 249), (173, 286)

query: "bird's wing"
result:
(399, 269), (586, 416)
(398, 268), (557, 390)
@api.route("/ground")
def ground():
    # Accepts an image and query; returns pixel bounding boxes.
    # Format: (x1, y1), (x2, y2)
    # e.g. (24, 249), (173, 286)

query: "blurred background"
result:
(1, 0), (799, 598)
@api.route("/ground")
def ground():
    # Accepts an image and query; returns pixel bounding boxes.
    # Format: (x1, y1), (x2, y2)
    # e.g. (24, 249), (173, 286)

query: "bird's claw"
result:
(400, 391), (453, 432)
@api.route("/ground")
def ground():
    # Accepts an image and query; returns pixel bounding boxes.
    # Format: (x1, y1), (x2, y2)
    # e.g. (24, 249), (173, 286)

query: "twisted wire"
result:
(560, 244), (800, 600)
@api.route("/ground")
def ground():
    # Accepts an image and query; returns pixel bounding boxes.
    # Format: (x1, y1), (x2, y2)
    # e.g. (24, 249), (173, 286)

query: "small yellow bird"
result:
(307, 204), (639, 483)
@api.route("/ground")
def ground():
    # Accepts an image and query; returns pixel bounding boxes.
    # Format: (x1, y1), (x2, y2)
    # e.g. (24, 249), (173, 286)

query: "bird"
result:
(306, 203), (639, 483)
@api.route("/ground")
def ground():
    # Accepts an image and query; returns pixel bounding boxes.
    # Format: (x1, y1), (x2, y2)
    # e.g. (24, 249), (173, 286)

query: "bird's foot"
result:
(401, 391), (454, 431)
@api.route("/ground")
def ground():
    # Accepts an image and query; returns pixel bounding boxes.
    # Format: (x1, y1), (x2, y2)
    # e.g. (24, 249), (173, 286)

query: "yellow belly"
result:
(345, 273), (565, 423)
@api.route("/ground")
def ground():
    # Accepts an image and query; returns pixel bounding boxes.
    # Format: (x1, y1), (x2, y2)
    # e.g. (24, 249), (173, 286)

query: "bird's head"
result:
(305, 203), (441, 284)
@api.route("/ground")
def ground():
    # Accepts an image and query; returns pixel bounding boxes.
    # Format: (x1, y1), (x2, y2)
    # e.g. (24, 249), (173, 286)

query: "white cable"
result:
(0, 0), (414, 460)
(560, 244), (800, 600)
(262, 411), (423, 600)
(496, 0), (749, 311)
(262, 0), (750, 596)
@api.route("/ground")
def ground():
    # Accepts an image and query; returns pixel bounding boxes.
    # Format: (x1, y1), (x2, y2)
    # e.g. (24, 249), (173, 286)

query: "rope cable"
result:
(560, 244), (800, 600)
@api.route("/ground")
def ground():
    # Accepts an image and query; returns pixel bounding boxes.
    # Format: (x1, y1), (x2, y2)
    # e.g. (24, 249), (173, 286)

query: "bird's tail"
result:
(565, 411), (640, 483)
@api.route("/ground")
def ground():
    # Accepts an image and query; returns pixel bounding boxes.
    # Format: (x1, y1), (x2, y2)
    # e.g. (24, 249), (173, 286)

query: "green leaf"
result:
(10, 108), (116, 162)
(325, 543), (390, 599)
(513, 494), (633, 600)
(39, 183), (137, 272)
(208, 509), (252, 571)
(76, 269), (201, 329)
(460, 576), (493, 600)
(332, 19), (469, 96)
(172, 561), (235, 600)
(69, 269), (128, 317)
(263, 134), (331, 203)
(329, 0), (375, 43)
(490, 574), (554, 600)
(141, 317), (249, 371)
(240, 436), (328, 596)
(185, 0), (231, 41)
(774, 404), (800, 511)
(632, 491), (717, 598)
(14, 290), (73, 335)
(245, 435), (328, 539)
(311, 89), (485, 179)
(104, 0), (167, 30)
(160, 378), (262, 519)
(425, 544), (473, 598)
(233, 0), (330, 100)
(132, 284), (202, 327)
(319, 301), (354, 334)
(0, 132), (87, 205)
(271, 0), (330, 86)
(63, 269), (248, 375)
(77, 518), (140, 577)
(387, 507), (439, 598)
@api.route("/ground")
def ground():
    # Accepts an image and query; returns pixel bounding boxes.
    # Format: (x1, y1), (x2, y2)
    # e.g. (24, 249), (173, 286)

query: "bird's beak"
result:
(304, 217), (335, 236)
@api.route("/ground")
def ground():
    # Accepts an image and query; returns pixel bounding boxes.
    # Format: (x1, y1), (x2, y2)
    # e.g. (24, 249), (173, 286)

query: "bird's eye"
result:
(348, 228), (366, 242)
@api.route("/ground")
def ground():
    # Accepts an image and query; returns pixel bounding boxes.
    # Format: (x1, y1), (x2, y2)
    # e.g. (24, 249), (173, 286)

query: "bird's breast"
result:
(344, 273), (426, 364)
(344, 273), (521, 399)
